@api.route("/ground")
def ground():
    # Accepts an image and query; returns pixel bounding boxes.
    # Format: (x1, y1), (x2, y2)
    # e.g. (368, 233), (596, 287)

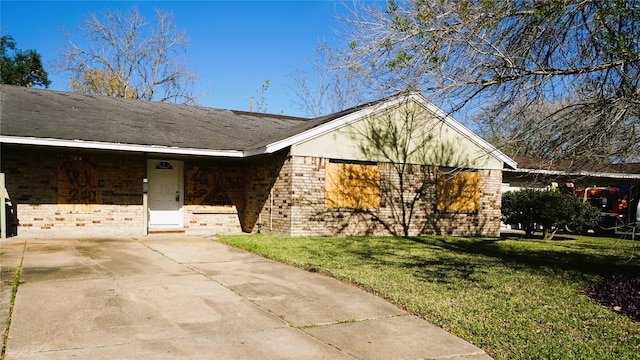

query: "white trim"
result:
(504, 167), (640, 180)
(410, 94), (518, 169)
(2, 93), (519, 170)
(243, 96), (409, 156)
(246, 93), (518, 169)
(0, 136), (244, 157)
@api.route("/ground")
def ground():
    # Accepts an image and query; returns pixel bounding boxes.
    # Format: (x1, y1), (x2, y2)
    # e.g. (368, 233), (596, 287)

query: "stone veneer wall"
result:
(2, 147), (145, 237)
(259, 155), (503, 237)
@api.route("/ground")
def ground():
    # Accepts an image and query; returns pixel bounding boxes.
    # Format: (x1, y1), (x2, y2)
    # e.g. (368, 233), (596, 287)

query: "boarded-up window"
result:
(436, 171), (480, 212)
(57, 156), (99, 212)
(186, 166), (244, 211)
(325, 161), (380, 209)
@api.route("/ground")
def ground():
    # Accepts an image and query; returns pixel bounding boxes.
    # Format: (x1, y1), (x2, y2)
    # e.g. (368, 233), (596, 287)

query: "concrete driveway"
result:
(1, 235), (491, 359)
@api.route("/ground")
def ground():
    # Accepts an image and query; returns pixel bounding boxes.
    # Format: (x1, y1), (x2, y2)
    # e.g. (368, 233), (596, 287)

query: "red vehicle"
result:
(573, 186), (639, 234)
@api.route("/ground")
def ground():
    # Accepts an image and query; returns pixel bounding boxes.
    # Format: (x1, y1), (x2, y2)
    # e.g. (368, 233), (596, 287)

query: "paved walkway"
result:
(1, 235), (491, 359)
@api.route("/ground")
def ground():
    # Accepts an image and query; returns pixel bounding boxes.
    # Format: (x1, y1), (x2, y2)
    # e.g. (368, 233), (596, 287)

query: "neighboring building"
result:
(1, 85), (515, 238)
(503, 156), (640, 192)
(502, 156), (640, 231)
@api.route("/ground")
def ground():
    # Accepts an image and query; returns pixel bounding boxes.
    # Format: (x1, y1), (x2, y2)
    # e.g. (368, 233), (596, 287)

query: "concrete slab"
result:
(194, 257), (405, 327)
(0, 238), (26, 340)
(138, 234), (252, 265)
(8, 274), (350, 359)
(304, 315), (491, 360)
(144, 237), (406, 326)
(20, 238), (188, 282)
(7, 327), (352, 360)
(3, 235), (492, 359)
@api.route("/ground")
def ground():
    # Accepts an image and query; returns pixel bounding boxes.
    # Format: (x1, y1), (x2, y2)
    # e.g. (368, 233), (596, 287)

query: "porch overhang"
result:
(0, 136), (245, 158)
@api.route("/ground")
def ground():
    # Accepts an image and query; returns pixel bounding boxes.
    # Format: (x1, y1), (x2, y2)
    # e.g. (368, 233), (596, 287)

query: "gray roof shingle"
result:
(1, 85), (317, 151)
(1, 85), (519, 169)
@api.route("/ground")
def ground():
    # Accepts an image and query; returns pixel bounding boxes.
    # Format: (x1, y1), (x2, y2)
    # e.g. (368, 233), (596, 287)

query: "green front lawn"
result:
(218, 233), (640, 359)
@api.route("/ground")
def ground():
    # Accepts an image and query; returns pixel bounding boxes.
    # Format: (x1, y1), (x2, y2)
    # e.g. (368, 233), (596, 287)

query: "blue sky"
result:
(1, 0), (349, 117)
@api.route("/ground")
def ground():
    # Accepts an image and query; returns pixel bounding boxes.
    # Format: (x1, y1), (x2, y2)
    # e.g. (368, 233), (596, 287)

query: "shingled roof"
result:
(0, 85), (308, 153)
(0, 85), (377, 157)
(0, 85), (516, 169)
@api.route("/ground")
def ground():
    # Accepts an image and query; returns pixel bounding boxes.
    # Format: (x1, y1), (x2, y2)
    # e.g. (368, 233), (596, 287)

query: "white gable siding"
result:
(290, 99), (504, 170)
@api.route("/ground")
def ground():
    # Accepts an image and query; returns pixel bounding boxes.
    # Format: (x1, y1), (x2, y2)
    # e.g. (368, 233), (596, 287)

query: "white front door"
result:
(148, 160), (183, 229)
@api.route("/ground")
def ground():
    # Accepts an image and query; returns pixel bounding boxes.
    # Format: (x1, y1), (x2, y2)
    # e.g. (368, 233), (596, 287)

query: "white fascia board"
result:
(411, 94), (518, 170)
(247, 92), (518, 169)
(505, 167), (640, 180)
(244, 95), (417, 157)
(0, 136), (244, 157)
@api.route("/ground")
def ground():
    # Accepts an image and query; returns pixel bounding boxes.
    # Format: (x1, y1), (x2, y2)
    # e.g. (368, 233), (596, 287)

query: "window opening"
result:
(155, 161), (174, 170)
(325, 161), (380, 209)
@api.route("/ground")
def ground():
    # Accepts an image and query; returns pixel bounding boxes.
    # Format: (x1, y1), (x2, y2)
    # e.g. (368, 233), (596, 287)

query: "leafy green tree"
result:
(502, 189), (600, 240)
(0, 35), (51, 87)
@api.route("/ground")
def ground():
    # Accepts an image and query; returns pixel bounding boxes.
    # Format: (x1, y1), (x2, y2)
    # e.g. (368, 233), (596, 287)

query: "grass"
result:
(218, 233), (640, 360)
(1, 246), (24, 360)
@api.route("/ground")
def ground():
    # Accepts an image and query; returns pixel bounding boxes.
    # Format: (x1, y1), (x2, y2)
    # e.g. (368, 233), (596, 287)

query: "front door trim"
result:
(147, 159), (184, 230)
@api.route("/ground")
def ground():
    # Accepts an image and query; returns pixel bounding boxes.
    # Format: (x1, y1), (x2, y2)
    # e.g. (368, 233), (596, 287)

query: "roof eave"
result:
(249, 92), (519, 169)
(0, 136), (244, 158)
(244, 95), (412, 157)
(504, 166), (640, 180)
(409, 94), (518, 170)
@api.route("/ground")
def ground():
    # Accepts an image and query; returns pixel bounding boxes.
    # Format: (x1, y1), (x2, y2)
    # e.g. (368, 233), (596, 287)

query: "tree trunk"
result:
(542, 227), (555, 240)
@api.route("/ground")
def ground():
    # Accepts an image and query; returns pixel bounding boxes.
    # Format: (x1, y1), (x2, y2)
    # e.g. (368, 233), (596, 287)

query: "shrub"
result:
(585, 274), (640, 322)
(502, 189), (600, 239)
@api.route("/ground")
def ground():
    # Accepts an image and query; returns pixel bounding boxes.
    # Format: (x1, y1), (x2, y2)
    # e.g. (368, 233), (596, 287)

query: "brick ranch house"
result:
(1, 85), (516, 238)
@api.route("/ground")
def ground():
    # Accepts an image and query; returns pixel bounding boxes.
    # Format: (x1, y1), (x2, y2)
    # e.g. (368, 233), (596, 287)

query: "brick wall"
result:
(288, 156), (327, 236)
(2, 147), (503, 238)
(240, 152), (288, 234)
(2, 147), (145, 237)
(478, 169), (503, 236)
(182, 160), (245, 235)
(258, 155), (503, 237)
(183, 205), (243, 235)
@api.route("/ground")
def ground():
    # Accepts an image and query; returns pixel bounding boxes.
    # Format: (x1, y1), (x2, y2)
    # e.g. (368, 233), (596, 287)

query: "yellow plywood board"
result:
(325, 162), (380, 209)
(186, 166), (244, 211)
(436, 171), (480, 212)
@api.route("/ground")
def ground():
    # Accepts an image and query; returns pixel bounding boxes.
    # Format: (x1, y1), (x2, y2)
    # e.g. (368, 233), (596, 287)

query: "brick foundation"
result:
(183, 205), (243, 235)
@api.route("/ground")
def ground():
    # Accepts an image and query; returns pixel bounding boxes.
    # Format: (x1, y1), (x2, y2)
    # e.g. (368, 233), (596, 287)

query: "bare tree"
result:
(331, 0), (640, 164)
(59, 7), (197, 104)
(289, 43), (374, 117)
(252, 80), (270, 113)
